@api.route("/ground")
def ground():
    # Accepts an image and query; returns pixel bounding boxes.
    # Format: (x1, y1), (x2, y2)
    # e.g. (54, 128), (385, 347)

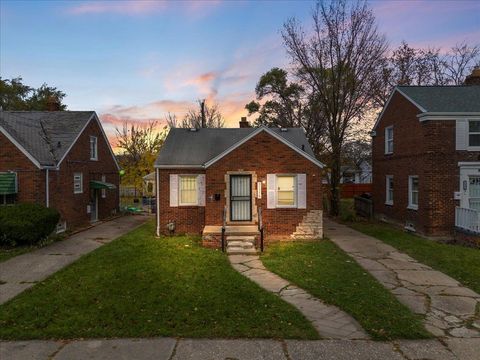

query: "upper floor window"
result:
(468, 121), (480, 147)
(385, 126), (393, 154)
(74, 173), (83, 194)
(408, 176), (419, 210)
(385, 175), (393, 205)
(277, 175), (296, 207)
(90, 136), (98, 160)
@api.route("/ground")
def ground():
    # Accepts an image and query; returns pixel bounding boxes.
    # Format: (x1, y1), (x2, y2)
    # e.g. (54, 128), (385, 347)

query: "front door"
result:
(230, 175), (252, 221)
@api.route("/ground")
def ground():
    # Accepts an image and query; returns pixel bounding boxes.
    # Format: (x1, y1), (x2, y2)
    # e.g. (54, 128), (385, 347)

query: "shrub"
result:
(0, 203), (60, 246)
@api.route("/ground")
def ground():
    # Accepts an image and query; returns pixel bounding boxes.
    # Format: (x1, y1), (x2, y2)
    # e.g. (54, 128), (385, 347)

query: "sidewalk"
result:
(0, 215), (149, 304)
(1, 337), (478, 360)
(229, 254), (368, 339)
(324, 218), (480, 338)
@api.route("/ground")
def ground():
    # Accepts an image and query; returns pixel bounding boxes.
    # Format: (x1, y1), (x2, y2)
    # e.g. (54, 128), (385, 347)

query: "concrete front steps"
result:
(291, 210), (323, 240)
(226, 235), (258, 255)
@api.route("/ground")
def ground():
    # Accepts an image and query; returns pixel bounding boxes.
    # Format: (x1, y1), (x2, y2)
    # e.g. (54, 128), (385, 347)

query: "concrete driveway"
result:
(0, 215), (149, 304)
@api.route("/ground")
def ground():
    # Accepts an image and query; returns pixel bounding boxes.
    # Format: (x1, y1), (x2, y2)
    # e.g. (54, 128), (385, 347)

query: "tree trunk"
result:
(329, 151), (342, 217)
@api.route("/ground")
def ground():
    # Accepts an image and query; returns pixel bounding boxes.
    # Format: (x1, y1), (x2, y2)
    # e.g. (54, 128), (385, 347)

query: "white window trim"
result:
(178, 174), (198, 206)
(385, 175), (393, 205)
(407, 175), (419, 210)
(276, 174), (297, 208)
(74, 173), (83, 194)
(90, 136), (98, 161)
(467, 119), (480, 151)
(385, 126), (393, 154)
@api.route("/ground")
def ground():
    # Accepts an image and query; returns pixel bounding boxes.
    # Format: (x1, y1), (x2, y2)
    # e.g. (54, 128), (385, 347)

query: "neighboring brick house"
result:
(371, 68), (480, 243)
(0, 111), (120, 231)
(154, 122), (324, 252)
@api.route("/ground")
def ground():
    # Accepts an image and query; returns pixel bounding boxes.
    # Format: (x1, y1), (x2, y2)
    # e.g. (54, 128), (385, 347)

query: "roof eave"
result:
(154, 164), (205, 169)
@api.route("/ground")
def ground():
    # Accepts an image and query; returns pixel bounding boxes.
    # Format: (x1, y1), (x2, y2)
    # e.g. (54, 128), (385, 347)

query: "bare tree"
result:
(443, 42), (480, 85)
(166, 100), (225, 128)
(282, 0), (388, 216)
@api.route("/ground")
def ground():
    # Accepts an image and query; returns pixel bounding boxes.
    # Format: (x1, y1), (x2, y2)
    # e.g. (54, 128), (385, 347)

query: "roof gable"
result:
(0, 111), (119, 170)
(372, 85), (480, 131)
(155, 126), (324, 168)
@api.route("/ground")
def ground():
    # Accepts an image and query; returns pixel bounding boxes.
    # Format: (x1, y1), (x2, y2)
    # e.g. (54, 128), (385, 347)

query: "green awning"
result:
(90, 180), (117, 190)
(0, 172), (17, 195)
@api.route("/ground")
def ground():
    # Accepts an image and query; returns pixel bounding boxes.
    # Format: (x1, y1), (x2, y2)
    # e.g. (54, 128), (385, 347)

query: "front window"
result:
(90, 136), (98, 160)
(179, 175), (197, 205)
(386, 175), (393, 205)
(385, 126), (393, 154)
(468, 121), (480, 147)
(469, 176), (480, 210)
(101, 175), (106, 198)
(277, 175), (296, 207)
(74, 173), (83, 194)
(408, 176), (419, 210)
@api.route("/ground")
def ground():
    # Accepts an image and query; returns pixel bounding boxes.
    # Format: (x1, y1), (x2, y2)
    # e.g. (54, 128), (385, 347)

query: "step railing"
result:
(258, 206), (264, 252)
(221, 205), (227, 252)
(455, 207), (480, 234)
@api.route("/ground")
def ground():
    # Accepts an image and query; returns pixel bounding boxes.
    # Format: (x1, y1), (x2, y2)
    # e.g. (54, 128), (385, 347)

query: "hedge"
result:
(0, 203), (60, 246)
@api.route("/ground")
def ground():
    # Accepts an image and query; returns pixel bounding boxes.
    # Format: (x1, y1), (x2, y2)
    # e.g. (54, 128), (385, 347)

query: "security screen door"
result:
(230, 175), (252, 221)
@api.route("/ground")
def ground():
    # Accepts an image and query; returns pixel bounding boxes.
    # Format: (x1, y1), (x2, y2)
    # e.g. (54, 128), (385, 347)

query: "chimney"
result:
(239, 117), (251, 128)
(200, 99), (206, 128)
(46, 95), (61, 111)
(465, 66), (480, 85)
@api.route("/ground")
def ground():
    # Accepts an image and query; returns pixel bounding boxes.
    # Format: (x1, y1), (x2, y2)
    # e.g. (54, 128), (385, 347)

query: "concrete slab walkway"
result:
(1, 337), (479, 360)
(229, 254), (369, 339)
(0, 215), (149, 304)
(324, 218), (480, 338)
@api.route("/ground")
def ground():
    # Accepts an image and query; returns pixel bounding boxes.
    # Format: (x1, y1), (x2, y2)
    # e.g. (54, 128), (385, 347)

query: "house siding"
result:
(0, 118), (119, 231)
(372, 91), (479, 237)
(157, 130), (323, 240)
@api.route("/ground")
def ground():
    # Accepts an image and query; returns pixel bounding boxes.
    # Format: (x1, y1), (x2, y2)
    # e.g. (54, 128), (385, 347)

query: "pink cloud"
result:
(67, 0), (222, 16)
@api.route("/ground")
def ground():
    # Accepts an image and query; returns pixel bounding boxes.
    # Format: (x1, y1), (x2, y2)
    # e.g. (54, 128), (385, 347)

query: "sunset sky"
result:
(1, 0), (479, 144)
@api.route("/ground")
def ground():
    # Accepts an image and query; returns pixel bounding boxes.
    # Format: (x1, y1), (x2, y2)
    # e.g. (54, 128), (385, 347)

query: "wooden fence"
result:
(341, 183), (372, 198)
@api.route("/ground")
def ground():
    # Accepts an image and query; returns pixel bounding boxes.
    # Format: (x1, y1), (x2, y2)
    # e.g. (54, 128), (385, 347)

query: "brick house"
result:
(371, 68), (480, 243)
(0, 111), (120, 231)
(154, 122), (324, 252)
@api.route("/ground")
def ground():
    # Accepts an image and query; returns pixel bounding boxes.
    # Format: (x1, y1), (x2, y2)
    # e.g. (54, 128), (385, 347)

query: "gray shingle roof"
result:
(397, 86), (480, 113)
(0, 111), (95, 166)
(155, 127), (317, 167)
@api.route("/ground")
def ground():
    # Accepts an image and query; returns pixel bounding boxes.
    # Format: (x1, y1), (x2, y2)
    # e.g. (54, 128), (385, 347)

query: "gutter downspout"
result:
(45, 169), (49, 207)
(156, 168), (160, 237)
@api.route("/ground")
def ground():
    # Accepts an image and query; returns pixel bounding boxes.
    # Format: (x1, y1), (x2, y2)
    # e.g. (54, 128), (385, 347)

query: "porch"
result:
(455, 207), (480, 234)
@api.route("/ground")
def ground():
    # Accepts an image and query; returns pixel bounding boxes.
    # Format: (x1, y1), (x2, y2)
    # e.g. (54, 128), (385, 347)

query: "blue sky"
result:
(1, 0), (479, 142)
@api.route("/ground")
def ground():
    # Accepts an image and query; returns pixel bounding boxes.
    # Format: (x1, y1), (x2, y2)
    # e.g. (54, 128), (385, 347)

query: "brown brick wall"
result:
(372, 91), (479, 237)
(0, 118), (119, 231)
(157, 130), (323, 239)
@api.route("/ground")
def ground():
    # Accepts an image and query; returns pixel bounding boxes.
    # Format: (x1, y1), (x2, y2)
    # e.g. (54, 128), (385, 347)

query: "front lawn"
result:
(349, 222), (480, 294)
(262, 241), (430, 340)
(0, 221), (317, 340)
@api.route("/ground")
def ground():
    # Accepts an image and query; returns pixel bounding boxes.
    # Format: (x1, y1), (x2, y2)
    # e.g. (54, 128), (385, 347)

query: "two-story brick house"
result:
(0, 111), (120, 231)
(371, 68), (480, 244)
(154, 121), (324, 253)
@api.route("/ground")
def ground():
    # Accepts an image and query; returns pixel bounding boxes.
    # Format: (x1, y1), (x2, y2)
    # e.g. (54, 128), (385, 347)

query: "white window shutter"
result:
(267, 174), (276, 209)
(297, 174), (307, 209)
(169, 174), (178, 207)
(197, 174), (206, 206)
(456, 119), (468, 150)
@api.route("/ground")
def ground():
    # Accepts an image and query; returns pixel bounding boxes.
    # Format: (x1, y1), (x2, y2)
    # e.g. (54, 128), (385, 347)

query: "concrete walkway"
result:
(1, 337), (479, 360)
(0, 215), (149, 304)
(229, 254), (369, 339)
(324, 218), (480, 338)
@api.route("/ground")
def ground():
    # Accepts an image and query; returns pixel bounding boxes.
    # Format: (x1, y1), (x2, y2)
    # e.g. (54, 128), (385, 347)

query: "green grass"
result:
(349, 222), (480, 294)
(262, 241), (430, 340)
(0, 221), (318, 340)
(0, 247), (33, 263)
